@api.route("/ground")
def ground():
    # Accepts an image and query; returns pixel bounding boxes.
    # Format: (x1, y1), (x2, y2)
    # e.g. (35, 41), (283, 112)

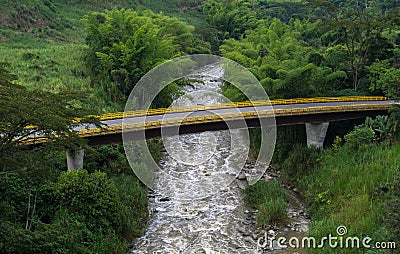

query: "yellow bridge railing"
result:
(22, 96), (391, 144)
(77, 103), (391, 138)
(98, 96), (387, 121)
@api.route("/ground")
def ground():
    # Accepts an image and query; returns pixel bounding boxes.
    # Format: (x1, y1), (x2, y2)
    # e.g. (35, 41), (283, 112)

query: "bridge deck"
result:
(23, 97), (398, 146)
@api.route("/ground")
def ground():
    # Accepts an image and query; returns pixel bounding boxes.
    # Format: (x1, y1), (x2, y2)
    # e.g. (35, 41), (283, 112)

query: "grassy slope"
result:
(298, 143), (400, 253)
(0, 0), (205, 113)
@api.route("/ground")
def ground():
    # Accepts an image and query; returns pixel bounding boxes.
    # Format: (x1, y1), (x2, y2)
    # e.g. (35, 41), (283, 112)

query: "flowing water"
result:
(131, 64), (309, 254)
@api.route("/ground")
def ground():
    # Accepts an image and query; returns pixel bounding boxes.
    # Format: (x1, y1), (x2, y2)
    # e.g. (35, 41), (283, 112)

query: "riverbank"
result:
(239, 163), (310, 253)
(241, 138), (400, 253)
(253, 141), (400, 254)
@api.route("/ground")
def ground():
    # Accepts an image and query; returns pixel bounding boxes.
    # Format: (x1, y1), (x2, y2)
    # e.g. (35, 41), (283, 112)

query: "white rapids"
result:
(131, 64), (262, 253)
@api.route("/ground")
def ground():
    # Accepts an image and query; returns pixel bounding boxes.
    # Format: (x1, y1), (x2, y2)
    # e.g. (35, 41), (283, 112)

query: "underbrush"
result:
(245, 179), (287, 227)
(0, 164), (148, 253)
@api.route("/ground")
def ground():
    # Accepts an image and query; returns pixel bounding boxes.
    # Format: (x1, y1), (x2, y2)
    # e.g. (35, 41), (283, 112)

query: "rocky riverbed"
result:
(235, 164), (310, 254)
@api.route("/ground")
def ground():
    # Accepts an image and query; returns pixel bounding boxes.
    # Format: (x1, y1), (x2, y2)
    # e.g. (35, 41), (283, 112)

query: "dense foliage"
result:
(0, 0), (399, 253)
(0, 62), (147, 252)
(83, 8), (210, 104)
(296, 142), (400, 253)
(0, 169), (147, 253)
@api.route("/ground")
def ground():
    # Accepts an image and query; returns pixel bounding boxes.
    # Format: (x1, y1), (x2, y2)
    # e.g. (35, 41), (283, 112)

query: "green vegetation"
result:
(248, 108), (400, 252)
(0, 0), (399, 252)
(245, 180), (287, 227)
(0, 59), (147, 252)
(297, 143), (400, 253)
(272, 109), (400, 253)
(82, 8), (210, 105)
(0, 169), (147, 253)
(0, 45), (90, 90)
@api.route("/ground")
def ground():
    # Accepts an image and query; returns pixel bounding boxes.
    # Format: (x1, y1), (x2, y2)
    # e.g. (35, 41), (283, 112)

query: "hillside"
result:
(0, 0), (205, 44)
(0, 0), (206, 113)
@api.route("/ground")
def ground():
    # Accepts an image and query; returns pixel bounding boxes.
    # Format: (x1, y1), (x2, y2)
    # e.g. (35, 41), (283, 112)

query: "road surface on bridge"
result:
(23, 96), (397, 145)
(99, 100), (395, 128)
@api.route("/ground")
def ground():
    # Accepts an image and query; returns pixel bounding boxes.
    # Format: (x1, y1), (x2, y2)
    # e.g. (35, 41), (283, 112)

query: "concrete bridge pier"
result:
(306, 122), (329, 148)
(66, 149), (84, 170)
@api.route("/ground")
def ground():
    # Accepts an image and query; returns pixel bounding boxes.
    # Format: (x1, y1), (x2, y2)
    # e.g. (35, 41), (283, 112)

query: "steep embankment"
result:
(294, 142), (400, 253)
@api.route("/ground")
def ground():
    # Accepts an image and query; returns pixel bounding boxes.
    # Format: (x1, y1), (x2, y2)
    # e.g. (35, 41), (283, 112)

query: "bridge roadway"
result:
(74, 97), (395, 146)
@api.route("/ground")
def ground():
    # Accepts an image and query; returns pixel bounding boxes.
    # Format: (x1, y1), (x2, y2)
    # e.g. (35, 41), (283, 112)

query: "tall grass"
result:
(297, 143), (400, 253)
(245, 179), (287, 227)
(0, 44), (90, 91)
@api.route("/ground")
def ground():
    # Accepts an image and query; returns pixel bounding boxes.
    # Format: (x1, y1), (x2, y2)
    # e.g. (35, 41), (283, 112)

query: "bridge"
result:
(24, 96), (397, 170)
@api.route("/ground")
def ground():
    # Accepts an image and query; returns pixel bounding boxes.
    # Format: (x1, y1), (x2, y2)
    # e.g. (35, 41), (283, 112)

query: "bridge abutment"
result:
(66, 149), (84, 170)
(306, 122), (329, 148)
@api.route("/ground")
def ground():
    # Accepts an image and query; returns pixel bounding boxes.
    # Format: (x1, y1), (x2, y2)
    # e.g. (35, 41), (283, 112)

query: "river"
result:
(131, 64), (309, 253)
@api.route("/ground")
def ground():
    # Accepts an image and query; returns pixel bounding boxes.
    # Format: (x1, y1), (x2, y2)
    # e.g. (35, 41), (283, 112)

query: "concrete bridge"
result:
(26, 96), (397, 170)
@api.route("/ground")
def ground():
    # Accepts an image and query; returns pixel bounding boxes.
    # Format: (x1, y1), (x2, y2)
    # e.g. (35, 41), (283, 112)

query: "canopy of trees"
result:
(83, 8), (211, 103)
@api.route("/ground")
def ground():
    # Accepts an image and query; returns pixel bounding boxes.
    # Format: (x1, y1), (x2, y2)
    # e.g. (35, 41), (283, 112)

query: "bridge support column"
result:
(306, 122), (329, 148)
(66, 149), (84, 170)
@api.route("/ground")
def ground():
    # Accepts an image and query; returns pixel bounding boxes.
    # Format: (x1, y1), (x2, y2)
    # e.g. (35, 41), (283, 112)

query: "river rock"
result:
(244, 236), (253, 243)
(269, 172), (279, 178)
(237, 172), (246, 180)
(263, 175), (273, 180)
(272, 240), (283, 250)
(236, 181), (246, 190)
(238, 228), (250, 236)
(159, 197), (170, 202)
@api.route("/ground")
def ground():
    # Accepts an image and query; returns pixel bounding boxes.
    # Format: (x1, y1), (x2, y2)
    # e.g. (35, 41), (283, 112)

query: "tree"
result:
(0, 62), (99, 172)
(368, 60), (400, 98)
(202, 0), (260, 40)
(220, 19), (346, 99)
(83, 8), (210, 104)
(308, 0), (400, 90)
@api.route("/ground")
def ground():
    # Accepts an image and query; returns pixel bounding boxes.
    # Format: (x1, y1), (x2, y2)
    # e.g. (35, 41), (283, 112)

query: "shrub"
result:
(49, 170), (125, 235)
(84, 145), (132, 176)
(281, 144), (322, 185)
(112, 175), (148, 241)
(0, 220), (68, 254)
(257, 197), (286, 227)
(344, 125), (375, 151)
